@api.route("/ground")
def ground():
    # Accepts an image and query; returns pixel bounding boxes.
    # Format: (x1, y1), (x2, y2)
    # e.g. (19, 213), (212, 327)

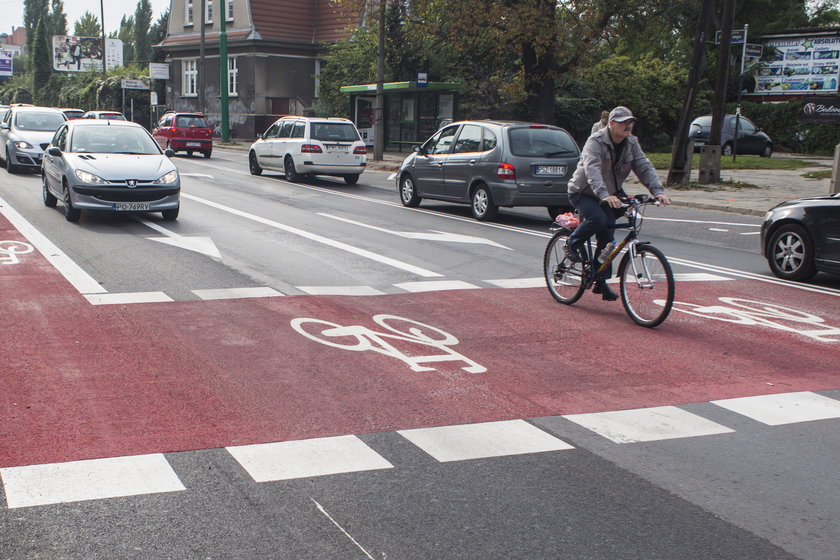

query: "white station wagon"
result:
(248, 116), (367, 184)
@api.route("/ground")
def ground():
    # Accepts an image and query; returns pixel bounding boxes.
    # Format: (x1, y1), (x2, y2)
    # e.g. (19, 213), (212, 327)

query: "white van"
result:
(248, 116), (367, 184)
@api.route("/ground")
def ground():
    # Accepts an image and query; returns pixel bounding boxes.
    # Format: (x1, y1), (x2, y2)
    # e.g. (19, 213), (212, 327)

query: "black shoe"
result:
(564, 241), (582, 263)
(593, 281), (618, 301)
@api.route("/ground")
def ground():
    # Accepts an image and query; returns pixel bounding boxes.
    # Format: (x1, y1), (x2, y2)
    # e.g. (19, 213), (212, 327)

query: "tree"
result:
(23, 0), (49, 60)
(117, 15), (136, 64)
(32, 16), (51, 105)
(148, 8), (170, 62)
(47, 0), (68, 37)
(74, 11), (102, 37)
(134, 0), (153, 64)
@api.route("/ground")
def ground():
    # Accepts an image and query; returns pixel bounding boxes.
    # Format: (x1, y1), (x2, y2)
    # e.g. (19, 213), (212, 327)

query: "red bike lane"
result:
(2, 216), (839, 468)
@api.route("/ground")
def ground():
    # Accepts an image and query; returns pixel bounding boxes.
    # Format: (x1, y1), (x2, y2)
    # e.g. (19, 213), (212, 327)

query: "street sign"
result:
(745, 43), (763, 58)
(121, 79), (149, 90)
(149, 63), (169, 80)
(715, 29), (746, 44)
(417, 72), (428, 88)
(150, 91), (158, 106)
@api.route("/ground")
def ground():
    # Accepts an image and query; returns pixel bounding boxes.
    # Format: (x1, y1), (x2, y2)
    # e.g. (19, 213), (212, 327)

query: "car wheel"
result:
(249, 151), (262, 176)
(42, 174), (57, 207)
(343, 174), (360, 185)
(203, 151), (211, 159)
(767, 223), (816, 281)
(161, 206), (179, 221)
(471, 184), (498, 221)
(761, 144), (772, 158)
(62, 181), (80, 222)
(284, 156), (300, 182)
(721, 142), (733, 157)
(166, 141), (176, 154)
(6, 148), (19, 173)
(399, 174), (421, 207)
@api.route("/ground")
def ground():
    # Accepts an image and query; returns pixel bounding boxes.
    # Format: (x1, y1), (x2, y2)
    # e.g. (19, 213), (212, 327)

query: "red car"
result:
(152, 111), (213, 158)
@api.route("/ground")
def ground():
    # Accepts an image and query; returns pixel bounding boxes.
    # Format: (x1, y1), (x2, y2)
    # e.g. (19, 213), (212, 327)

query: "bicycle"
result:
(543, 194), (675, 328)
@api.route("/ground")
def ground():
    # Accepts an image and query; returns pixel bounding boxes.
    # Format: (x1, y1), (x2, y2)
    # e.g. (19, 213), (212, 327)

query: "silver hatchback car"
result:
(42, 119), (180, 222)
(397, 120), (580, 220)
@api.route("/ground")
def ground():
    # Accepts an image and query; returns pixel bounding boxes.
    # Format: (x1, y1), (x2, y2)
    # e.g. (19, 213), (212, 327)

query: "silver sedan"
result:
(42, 119), (180, 222)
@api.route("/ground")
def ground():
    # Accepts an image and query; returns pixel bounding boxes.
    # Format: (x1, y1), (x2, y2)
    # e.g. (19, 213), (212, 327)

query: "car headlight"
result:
(14, 141), (33, 150)
(156, 170), (178, 184)
(74, 169), (109, 184)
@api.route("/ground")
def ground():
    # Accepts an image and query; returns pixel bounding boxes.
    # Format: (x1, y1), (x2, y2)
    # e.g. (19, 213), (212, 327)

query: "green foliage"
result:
(32, 17), (52, 105)
(74, 11), (102, 37)
(315, 27), (378, 117)
(737, 100), (840, 155)
(149, 9), (170, 63)
(117, 15), (136, 64)
(47, 0), (68, 37)
(134, 0), (153, 64)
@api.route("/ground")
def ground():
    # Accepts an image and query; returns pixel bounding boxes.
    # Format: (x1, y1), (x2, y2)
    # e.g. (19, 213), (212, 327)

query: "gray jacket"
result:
(569, 127), (663, 200)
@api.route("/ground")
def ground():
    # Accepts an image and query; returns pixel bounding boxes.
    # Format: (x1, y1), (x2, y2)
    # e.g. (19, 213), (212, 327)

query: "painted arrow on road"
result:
(319, 213), (512, 250)
(136, 218), (222, 260)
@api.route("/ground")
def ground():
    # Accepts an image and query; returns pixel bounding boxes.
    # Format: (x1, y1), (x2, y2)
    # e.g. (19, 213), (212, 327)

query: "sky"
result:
(2, 0), (171, 36)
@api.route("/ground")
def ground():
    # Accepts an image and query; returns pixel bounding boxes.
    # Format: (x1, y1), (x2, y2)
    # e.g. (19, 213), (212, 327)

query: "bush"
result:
(736, 100), (840, 155)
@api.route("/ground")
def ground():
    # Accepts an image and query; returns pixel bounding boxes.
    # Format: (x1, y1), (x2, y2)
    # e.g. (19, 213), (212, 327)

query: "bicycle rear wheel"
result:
(544, 230), (587, 304)
(618, 244), (674, 327)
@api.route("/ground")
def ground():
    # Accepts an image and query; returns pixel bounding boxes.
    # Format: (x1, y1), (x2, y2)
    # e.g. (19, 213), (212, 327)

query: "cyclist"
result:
(565, 106), (670, 300)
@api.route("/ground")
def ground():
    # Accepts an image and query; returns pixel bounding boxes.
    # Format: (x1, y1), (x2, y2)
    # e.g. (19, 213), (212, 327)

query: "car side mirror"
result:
(164, 148), (175, 157)
(47, 146), (62, 157)
(257, 133), (264, 140)
(0, 123), (8, 130)
(414, 145), (426, 155)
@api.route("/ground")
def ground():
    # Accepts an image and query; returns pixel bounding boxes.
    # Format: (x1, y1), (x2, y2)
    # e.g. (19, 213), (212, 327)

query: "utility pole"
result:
(699, 0), (735, 184)
(667, 0), (714, 186)
(732, 24), (748, 162)
(199, 0), (206, 114)
(219, 0), (229, 141)
(99, 0), (106, 76)
(373, 0), (386, 161)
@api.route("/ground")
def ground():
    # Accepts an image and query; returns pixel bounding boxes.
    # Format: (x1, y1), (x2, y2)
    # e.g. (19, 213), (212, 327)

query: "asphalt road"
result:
(0, 149), (838, 560)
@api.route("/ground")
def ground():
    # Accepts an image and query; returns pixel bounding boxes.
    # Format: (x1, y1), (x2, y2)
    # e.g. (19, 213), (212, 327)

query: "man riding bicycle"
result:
(565, 106), (670, 300)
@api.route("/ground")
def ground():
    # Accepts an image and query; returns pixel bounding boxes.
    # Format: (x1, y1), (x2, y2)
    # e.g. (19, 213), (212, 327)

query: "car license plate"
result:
(113, 202), (150, 211)
(325, 144), (348, 153)
(534, 165), (565, 176)
(186, 142), (201, 147)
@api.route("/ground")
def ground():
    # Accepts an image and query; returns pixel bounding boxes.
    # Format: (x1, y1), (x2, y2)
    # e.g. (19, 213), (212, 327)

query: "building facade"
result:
(157, 0), (361, 139)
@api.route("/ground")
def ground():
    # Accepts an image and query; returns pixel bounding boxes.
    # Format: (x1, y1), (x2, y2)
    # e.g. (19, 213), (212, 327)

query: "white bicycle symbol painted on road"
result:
(669, 297), (840, 342)
(290, 314), (487, 373)
(0, 240), (34, 265)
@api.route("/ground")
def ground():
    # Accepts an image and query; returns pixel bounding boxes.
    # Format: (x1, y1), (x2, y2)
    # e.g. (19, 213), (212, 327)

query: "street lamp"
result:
(373, 0), (386, 161)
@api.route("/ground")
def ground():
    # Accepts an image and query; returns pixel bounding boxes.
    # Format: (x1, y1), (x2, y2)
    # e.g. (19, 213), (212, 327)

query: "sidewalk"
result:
(216, 143), (836, 217)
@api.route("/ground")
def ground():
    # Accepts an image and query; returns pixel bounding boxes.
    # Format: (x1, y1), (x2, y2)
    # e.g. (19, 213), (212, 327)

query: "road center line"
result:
(181, 193), (443, 278)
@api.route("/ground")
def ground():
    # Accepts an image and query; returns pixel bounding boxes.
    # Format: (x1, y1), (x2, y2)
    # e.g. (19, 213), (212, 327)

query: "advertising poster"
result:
(0, 51), (12, 77)
(52, 35), (123, 72)
(753, 35), (840, 94)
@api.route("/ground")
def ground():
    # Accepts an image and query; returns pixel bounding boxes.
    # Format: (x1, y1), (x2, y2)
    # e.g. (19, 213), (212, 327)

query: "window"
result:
(228, 57), (238, 96)
(453, 124), (482, 153)
(278, 121), (294, 138)
(483, 129), (497, 151)
(226, 0), (234, 21)
(264, 122), (281, 138)
(205, 0), (213, 23)
(424, 125), (458, 155)
(53, 126), (68, 151)
(182, 59), (197, 96)
(185, 0), (193, 24)
(290, 122), (305, 138)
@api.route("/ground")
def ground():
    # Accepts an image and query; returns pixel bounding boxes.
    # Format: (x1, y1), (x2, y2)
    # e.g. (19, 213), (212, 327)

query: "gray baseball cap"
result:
(609, 106), (636, 123)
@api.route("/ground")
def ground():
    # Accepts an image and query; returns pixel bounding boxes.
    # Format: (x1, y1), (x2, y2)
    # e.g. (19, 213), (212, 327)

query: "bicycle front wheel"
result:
(618, 244), (674, 327)
(544, 230), (586, 304)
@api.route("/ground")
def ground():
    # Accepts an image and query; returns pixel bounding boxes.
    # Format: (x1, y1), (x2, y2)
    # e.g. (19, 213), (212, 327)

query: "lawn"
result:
(647, 152), (812, 171)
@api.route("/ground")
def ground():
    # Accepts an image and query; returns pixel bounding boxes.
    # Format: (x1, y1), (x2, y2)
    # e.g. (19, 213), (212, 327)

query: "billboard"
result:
(52, 35), (123, 72)
(753, 35), (840, 94)
(0, 51), (12, 77)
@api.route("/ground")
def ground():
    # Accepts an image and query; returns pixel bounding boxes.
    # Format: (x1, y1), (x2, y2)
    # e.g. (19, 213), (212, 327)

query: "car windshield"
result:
(14, 112), (66, 131)
(310, 123), (360, 142)
(176, 115), (208, 127)
(507, 127), (579, 158)
(64, 111), (84, 119)
(70, 126), (161, 154)
(99, 113), (126, 120)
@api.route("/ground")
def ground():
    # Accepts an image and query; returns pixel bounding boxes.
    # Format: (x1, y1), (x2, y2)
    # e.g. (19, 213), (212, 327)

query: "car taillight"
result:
(170, 127), (177, 133)
(301, 144), (323, 153)
(497, 162), (516, 180)
(353, 146), (367, 154)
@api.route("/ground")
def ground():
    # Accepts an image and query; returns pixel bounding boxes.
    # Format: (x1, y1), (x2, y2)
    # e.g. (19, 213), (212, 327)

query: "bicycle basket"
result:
(554, 212), (580, 229)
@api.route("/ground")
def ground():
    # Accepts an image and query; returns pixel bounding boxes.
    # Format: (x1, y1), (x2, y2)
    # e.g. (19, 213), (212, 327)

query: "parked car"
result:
(41, 119), (180, 222)
(760, 193), (840, 281)
(248, 116), (366, 184)
(0, 105), (67, 173)
(152, 111), (213, 158)
(60, 108), (85, 120)
(396, 120), (580, 220)
(81, 110), (127, 120)
(688, 114), (773, 157)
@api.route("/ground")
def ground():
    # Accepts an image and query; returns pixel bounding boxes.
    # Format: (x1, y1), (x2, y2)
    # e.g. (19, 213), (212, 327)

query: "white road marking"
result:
(320, 213), (512, 250)
(711, 392), (840, 425)
(564, 406), (735, 444)
(394, 280), (479, 292)
(182, 193), (443, 278)
(312, 499), (376, 560)
(192, 287), (284, 300)
(0, 195), (105, 294)
(485, 278), (546, 288)
(85, 292), (172, 305)
(136, 218), (222, 260)
(179, 172), (215, 178)
(0, 454), (185, 509)
(297, 285), (385, 296)
(398, 420), (573, 462)
(709, 227), (729, 232)
(227, 435), (393, 482)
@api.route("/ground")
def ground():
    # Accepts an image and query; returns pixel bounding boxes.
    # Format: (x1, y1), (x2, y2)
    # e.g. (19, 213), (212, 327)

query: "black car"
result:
(689, 114), (773, 158)
(760, 193), (840, 281)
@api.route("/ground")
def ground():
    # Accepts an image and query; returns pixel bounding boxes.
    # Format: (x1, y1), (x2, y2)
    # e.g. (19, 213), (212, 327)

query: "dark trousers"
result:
(567, 193), (616, 280)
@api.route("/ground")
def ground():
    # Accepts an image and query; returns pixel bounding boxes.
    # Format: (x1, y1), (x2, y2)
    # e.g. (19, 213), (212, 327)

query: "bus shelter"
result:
(339, 81), (460, 151)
